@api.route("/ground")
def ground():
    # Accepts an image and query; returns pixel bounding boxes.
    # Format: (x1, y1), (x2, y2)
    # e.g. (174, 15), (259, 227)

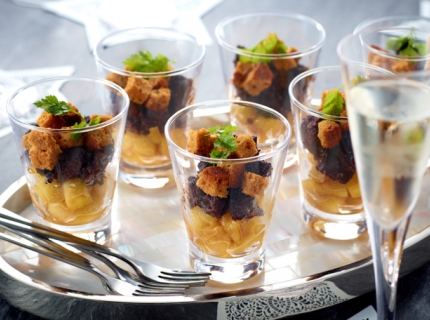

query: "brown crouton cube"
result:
(55, 127), (84, 149)
(232, 61), (253, 87)
(124, 77), (152, 104)
(85, 120), (114, 151)
(36, 111), (66, 129)
(22, 131), (62, 170)
(273, 57), (297, 71)
(391, 60), (415, 72)
(62, 103), (83, 126)
(234, 134), (258, 158)
(242, 172), (268, 198)
(187, 128), (211, 156)
(196, 166), (229, 198)
(106, 72), (128, 88)
(145, 88), (171, 111)
(318, 120), (342, 149)
(241, 63), (273, 96)
(148, 77), (170, 89)
(339, 109), (349, 131)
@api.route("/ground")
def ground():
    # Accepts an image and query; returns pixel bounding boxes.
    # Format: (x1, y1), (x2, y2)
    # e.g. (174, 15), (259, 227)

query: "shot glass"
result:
(215, 11), (325, 167)
(165, 100), (291, 283)
(289, 66), (367, 240)
(94, 27), (205, 189)
(7, 76), (129, 243)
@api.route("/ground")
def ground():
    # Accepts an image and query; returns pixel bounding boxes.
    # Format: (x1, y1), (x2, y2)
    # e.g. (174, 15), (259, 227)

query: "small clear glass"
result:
(289, 66), (367, 240)
(215, 11), (325, 167)
(165, 100), (291, 283)
(7, 76), (129, 243)
(94, 27), (205, 189)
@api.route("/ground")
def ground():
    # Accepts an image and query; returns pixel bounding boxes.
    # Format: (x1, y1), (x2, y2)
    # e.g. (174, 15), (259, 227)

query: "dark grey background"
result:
(0, 0), (428, 319)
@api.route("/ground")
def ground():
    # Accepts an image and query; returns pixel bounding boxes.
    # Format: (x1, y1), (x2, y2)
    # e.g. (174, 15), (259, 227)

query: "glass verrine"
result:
(215, 11), (325, 167)
(289, 66), (367, 240)
(94, 27), (205, 189)
(165, 100), (291, 283)
(6, 76), (129, 243)
(338, 27), (430, 319)
(354, 15), (430, 34)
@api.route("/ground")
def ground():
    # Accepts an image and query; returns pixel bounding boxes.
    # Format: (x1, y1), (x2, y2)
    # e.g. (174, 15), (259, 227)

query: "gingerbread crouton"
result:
(232, 61), (253, 87)
(148, 77), (170, 89)
(55, 128), (84, 149)
(273, 47), (300, 71)
(124, 77), (152, 104)
(36, 111), (66, 129)
(85, 116), (114, 151)
(145, 87), (171, 111)
(22, 131), (62, 170)
(196, 166), (229, 198)
(187, 128), (211, 156)
(62, 103), (83, 126)
(241, 172), (268, 198)
(317, 120), (342, 149)
(106, 72), (128, 88)
(391, 60), (415, 72)
(241, 62), (273, 96)
(234, 134), (258, 158)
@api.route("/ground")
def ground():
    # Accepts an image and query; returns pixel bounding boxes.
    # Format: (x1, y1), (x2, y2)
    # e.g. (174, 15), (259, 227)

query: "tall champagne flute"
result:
(338, 27), (430, 319)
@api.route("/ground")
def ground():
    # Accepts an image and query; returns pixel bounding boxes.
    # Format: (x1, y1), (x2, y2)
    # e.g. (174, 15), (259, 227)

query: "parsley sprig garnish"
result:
(34, 95), (101, 141)
(239, 33), (288, 64)
(207, 124), (238, 159)
(123, 50), (174, 73)
(321, 86), (344, 116)
(386, 28), (427, 57)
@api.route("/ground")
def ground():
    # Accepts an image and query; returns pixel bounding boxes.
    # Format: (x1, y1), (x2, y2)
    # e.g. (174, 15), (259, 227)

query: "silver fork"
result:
(0, 208), (211, 286)
(0, 229), (177, 296)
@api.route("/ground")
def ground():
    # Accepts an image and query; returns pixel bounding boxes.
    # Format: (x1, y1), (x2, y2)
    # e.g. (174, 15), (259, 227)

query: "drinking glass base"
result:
(302, 201), (367, 240)
(119, 162), (175, 189)
(189, 242), (264, 284)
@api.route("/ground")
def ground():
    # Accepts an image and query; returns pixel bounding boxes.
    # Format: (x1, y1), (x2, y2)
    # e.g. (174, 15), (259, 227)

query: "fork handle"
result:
(0, 228), (115, 294)
(0, 208), (151, 278)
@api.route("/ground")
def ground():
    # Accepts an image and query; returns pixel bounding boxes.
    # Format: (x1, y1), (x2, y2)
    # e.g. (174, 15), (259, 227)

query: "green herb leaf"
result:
(322, 87), (344, 116)
(386, 28), (428, 57)
(89, 116), (101, 126)
(351, 75), (366, 86)
(71, 116), (102, 141)
(207, 124), (238, 159)
(34, 95), (80, 117)
(123, 50), (174, 72)
(239, 33), (288, 64)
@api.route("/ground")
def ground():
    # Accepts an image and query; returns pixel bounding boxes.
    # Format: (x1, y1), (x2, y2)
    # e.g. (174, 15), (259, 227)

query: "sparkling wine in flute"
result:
(348, 78), (430, 229)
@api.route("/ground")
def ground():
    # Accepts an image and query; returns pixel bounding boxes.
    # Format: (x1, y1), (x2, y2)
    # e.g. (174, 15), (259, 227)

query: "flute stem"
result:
(367, 212), (411, 320)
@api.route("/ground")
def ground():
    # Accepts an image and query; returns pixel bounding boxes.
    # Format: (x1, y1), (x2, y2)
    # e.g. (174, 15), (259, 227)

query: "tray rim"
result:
(0, 176), (429, 305)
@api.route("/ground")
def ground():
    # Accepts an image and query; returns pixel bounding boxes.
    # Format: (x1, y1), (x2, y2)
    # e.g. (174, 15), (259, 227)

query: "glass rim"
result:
(93, 27), (206, 77)
(215, 10), (326, 59)
(164, 100), (292, 164)
(353, 15), (430, 34)
(288, 65), (348, 120)
(338, 26), (430, 64)
(6, 75), (130, 133)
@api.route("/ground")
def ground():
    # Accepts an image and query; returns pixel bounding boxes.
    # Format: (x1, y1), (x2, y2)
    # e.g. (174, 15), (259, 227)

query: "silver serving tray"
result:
(1, 168), (430, 320)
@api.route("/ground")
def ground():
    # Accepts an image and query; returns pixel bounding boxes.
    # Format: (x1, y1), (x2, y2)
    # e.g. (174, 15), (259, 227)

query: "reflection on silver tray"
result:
(1, 167), (430, 320)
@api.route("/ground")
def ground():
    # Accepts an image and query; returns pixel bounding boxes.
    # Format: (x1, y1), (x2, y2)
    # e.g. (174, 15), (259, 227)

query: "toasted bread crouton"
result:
(148, 77), (170, 89)
(232, 61), (254, 87)
(145, 87), (171, 111)
(273, 57), (297, 71)
(85, 117), (114, 151)
(106, 72), (128, 88)
(187, 128), (211, 156)
(234, 134), (258, 158)
(36, 111), (66, 129)
(55, 127), (84, 149)
(241, 63), (273, 96)
(22, 131), (62, 170)
(196, 166), (229, 198)
(391, 60), (415, 72)
(318, 120), (342, 149)
(62, 103), (83, 126)
(242, 172), (268, 198)
(124, 77), (152, 104)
